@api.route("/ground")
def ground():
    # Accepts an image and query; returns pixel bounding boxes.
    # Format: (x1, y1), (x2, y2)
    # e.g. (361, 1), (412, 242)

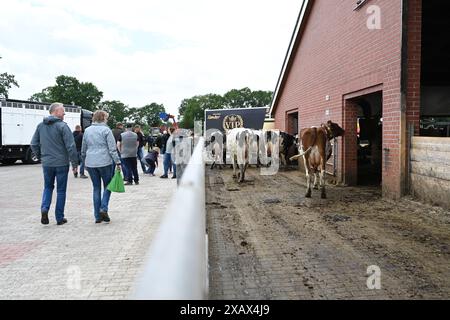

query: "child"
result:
(144, 147), (159, 176)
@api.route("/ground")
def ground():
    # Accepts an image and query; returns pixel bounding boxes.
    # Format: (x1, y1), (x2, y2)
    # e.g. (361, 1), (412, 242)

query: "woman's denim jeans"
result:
(163, 153), (176, 176)
(86, 165), (114, 221)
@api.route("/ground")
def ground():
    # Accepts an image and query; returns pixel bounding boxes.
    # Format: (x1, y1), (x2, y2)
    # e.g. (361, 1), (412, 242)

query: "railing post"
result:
(132, 138), (207, 299)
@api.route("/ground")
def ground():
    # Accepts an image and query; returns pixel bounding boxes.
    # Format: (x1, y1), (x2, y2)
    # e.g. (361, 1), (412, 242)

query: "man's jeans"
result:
(77, 151), (85, 176)
(137, 147), (147, 173)
(163, 153), (176, 176)
(41, 165), (69, 223)
(117, 150), (129, 179)
(86, 165), (114, 221)
(122, 157), (139, 183)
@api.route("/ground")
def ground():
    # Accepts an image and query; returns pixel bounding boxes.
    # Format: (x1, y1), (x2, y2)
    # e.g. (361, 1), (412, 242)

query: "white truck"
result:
(0, 99), (93, 165)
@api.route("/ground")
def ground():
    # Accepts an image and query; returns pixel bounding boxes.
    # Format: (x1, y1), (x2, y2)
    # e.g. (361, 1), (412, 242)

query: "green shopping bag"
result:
(107, 169), (125, 193)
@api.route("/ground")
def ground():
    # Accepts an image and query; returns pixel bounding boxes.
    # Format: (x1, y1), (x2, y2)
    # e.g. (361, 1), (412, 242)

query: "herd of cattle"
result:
(207, 121), (345, 199)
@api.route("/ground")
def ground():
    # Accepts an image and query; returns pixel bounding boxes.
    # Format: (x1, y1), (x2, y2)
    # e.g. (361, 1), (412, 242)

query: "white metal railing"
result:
(132, 137), (207, 299)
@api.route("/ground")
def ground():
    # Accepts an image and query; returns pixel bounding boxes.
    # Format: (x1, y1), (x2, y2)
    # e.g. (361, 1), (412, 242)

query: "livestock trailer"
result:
(0, 99), (92, 165)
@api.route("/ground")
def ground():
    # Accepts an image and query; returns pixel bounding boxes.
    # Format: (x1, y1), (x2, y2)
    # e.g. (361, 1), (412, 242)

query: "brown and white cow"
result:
(290, 120), (345, 199)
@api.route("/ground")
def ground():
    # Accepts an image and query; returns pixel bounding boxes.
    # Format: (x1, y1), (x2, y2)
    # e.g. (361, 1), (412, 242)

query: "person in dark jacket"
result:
(111, 122), (129, 179)
(147, 134), (154, 152)
(30, 102), (79, 226)
(112, 122), (124, 143)
(134, 125), (147, 173)
(160, 130), (170, 155)
(143, 147), (159, 176)
(73, 125), (88, 179)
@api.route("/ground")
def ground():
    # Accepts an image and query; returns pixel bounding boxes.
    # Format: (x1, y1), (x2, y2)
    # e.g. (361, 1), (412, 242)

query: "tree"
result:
(250, 90), (273, 108)
(224, 87), (253, 108)
(30, 75), (103, 110)
(76, 82), (104, 110)
(29, 88), (52, 103)
(98, 100), (130, 128)
(178, 97), (203, 129)
(223, 87), (272, 109)
(0, 56), (19, 99)
(140, 103), (166, 128)
(127, 103), (166, 133)
(178, 94), (226, 128)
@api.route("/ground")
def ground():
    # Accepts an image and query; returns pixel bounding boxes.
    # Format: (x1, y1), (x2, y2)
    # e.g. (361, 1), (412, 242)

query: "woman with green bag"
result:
(81, 110), (122, 224)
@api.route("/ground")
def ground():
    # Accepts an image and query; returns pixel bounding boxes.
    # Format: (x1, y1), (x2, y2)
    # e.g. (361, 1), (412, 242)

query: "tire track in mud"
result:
(206, 167), (450, 299)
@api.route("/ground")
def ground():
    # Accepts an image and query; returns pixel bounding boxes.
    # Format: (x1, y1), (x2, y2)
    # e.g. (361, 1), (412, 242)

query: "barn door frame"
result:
(342, 84), (383, 186)
(285, 109), (299, 136)
(325, 138), (338, 176)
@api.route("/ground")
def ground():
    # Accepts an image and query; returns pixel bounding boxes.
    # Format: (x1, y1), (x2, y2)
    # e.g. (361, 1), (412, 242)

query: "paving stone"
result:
(0, 161), (175, 299)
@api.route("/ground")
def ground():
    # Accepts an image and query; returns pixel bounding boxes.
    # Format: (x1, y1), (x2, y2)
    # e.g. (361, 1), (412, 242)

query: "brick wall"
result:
(406, 0), (422, 136)
(343, 100), (359, 186)
(273, 0), (405, 198)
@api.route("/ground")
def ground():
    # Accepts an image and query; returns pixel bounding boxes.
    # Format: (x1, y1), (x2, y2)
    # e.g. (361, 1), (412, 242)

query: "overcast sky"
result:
(1, 0), (301, 115)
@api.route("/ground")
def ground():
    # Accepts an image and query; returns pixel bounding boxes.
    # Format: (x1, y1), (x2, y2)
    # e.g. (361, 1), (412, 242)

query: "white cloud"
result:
(1, 0), (302, 115)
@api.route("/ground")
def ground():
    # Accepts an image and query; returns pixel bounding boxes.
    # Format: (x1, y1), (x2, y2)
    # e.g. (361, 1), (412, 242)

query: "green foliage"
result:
(178, 88), (273, 129)
(224, 87), (273, 109)
(224, 87), (253, 108)
(29, 88), (52, 103)
(30, 75), (103, 110)
(26, 72), (273, 131)
(249, 90), (273, 108)
(128, 103), (166, 129)
(98, 100), (130, 128)
(98, 101), (166, 131)
(179, 94), (225, 128)
(0, 56), (19, 99)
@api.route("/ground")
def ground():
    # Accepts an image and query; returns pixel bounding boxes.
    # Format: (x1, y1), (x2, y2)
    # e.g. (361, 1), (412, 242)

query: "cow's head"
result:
(279, 132), (295, 152)
(324, 120), (345, 139)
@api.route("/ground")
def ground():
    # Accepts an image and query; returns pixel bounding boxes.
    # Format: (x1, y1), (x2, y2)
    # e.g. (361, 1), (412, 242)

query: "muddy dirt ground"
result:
(206, 166), (450, 299)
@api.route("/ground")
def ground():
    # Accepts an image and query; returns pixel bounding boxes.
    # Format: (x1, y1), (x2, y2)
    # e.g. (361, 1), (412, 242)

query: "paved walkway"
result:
(0, 159), (176, 299)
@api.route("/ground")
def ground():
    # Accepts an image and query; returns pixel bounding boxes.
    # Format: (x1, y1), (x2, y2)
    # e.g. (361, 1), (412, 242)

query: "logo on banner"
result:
(223, 114), (244, 130)
(207, 113), (221, 120)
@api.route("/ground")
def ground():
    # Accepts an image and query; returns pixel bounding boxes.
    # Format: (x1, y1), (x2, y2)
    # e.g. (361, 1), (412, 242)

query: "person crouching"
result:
(144, 147), (159, 176)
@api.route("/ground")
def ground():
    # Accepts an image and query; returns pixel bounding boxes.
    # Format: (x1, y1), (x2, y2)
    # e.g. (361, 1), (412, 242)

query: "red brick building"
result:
(270, 0), (450, 200)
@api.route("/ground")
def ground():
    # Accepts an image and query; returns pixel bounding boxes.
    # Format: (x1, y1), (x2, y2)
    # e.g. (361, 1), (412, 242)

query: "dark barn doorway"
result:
(420, 0), (450, 136)
(353, 92), (383, 186)
(287, 111), (299, 136)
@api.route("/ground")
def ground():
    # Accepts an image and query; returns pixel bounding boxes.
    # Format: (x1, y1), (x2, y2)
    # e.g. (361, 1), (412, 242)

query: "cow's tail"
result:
(289, 146), (312, 161)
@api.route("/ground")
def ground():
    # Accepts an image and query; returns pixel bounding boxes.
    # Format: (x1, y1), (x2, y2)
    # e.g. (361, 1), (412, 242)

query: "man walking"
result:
(134, 125), (147, 173)
(112, 122), (129, 179)
(31, 102), (79, 226)
(73, 125), (88, 179)
(118, 124), (139, 185)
